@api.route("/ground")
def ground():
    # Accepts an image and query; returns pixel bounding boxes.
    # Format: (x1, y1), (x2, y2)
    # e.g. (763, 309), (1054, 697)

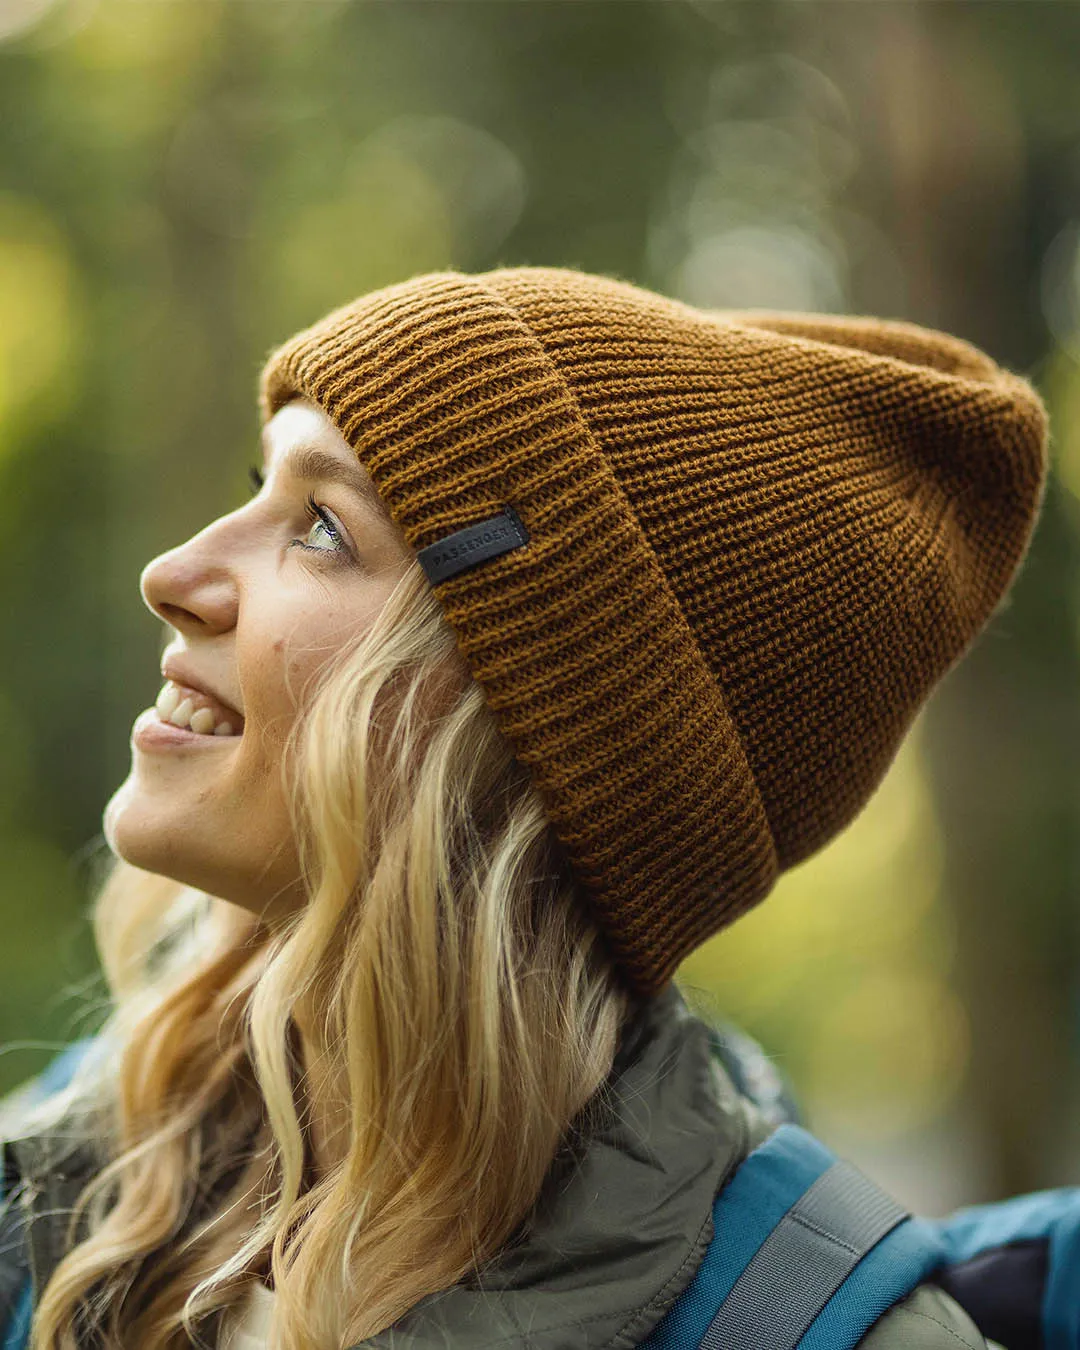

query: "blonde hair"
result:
(29, 561), (633, 1349)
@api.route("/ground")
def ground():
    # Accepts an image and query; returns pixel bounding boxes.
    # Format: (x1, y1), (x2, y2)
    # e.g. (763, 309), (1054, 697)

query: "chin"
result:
(102, 776), (138, 860)
(104, 779), (301, 921)
(103, 777), (210, 893)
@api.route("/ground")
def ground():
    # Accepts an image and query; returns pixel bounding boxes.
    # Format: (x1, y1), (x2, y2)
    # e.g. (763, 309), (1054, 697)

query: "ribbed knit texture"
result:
(259, 267), (1048, 995)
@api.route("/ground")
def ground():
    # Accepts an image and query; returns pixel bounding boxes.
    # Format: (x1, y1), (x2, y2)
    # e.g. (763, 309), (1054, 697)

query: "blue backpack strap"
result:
(642, 1125), (947, 1350)
(931, 1188), (1080, 1350)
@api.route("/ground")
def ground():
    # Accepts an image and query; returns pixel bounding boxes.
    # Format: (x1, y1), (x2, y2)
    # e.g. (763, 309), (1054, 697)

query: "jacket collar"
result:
(360, 984), (756, 1349)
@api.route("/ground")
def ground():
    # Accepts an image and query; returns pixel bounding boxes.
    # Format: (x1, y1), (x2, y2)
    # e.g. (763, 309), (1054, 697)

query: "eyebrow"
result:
(263, 435), (394, 526)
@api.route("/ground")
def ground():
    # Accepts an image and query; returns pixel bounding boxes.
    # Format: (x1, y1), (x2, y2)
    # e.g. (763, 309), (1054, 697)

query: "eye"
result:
(297, 493), (349, 558)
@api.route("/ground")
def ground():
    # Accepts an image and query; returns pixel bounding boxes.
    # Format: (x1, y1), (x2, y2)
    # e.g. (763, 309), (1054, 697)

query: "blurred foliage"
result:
(2, 0), (1080, 1207)
(682, 734), (967, 1143)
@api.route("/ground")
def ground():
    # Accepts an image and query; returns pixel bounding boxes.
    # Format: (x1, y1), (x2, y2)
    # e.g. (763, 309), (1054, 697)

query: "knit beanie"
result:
(259, 267), (1049, 996)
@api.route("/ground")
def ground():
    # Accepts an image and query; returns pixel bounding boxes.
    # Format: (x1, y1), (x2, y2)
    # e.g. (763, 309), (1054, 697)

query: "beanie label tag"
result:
(417, 507), (530, 585)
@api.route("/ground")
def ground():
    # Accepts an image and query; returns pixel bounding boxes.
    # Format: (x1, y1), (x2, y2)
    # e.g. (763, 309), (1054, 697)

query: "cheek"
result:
(239, 629), (337, 753)
(236, 581), (403, 756)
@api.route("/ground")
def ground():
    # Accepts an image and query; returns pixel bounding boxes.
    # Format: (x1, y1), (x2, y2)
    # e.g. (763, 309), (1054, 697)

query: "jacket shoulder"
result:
(857, 1284), (992, 1349)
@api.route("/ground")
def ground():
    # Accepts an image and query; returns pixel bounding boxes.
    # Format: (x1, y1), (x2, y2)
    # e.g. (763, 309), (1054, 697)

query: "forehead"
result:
(261, 398), (353, 469)
(261, 399), (393, 526)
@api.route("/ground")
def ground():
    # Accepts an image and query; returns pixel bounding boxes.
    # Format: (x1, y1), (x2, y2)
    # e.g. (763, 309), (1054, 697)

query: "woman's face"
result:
(104, 397), (415, 919)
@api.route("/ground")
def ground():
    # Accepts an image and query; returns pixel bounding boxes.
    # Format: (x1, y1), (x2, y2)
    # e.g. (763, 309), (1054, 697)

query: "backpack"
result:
(640, 1120), (1080, 1350)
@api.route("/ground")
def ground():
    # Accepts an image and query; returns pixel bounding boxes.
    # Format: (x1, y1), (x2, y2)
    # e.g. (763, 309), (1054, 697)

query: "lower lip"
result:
(132, 708), (242, 753)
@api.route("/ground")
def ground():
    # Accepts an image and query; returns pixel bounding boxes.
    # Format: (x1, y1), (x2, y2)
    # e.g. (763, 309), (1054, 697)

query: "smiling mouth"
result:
(155, 682), (243, 737)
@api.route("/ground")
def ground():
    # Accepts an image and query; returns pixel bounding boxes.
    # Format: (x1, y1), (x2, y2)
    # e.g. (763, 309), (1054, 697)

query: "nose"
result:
(140, 524), (239, 637)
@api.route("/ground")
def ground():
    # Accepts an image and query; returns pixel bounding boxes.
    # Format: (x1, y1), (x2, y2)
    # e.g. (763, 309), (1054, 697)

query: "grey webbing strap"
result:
(699, 1160), (908, 1350)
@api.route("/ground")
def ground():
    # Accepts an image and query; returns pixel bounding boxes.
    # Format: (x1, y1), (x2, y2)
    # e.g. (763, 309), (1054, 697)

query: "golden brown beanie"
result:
(259, 267), (1049, 996)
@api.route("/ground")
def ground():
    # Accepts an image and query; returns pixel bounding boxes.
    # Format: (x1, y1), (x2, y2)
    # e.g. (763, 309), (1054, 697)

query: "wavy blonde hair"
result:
(28, 560), (634, 1350)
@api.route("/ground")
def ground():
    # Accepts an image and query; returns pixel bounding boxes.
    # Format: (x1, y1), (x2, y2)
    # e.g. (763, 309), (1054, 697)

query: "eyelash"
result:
(301, 492), (346, 554)
(247, 464), (348, 559)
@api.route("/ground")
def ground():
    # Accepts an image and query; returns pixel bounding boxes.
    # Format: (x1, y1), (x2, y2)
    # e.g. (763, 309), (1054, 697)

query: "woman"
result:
(0, 268), (1047, 1350)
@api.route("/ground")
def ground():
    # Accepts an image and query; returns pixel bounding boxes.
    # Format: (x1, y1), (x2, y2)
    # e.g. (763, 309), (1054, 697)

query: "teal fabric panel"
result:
(930, 1186), (1080, 1350)
(933, 1188), (1080, 1262)
(0, 1279), (30, 1350)
(1045, 1197), (1080, 1350)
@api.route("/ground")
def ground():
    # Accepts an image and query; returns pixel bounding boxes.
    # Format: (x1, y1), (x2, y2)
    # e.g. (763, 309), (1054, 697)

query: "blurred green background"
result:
(2, 0), (1079, 1214)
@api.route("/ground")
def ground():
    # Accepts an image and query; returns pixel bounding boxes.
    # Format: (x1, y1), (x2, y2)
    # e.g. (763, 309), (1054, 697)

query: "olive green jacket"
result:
(0, 987), (994, 1349)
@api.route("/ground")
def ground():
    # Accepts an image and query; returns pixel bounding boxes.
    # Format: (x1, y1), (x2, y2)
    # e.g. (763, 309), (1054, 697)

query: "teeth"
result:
(154, 681), (241, 737)
(189, 707), (216, 735)
(156, 684), (181, 719)
(169, 697), (195, 728)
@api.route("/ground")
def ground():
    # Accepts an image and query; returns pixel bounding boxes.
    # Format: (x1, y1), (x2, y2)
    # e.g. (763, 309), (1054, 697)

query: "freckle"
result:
(273, 639), (284, 653)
